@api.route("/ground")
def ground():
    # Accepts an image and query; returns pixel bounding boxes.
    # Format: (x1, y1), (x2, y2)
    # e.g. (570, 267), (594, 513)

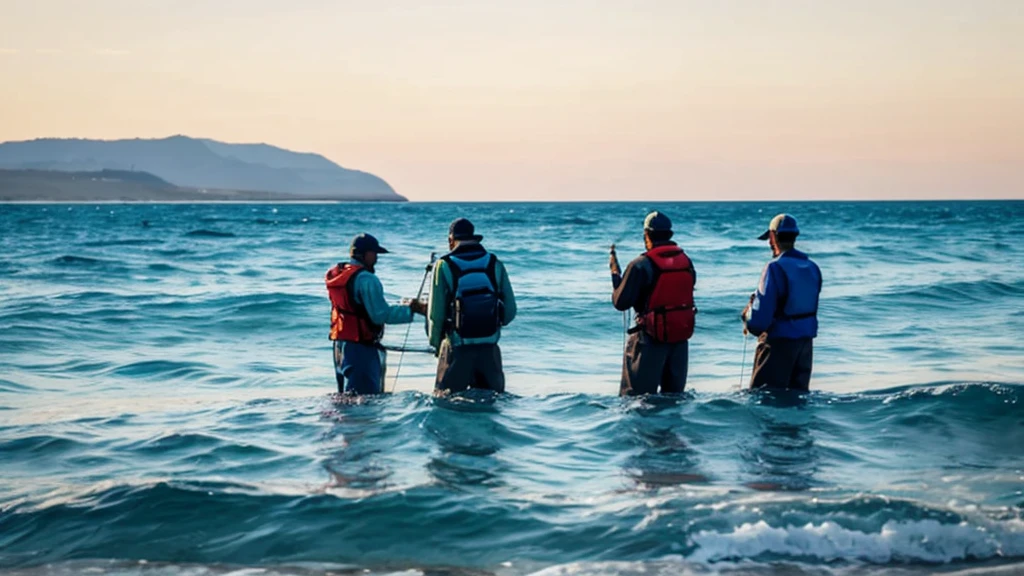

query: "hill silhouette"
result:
(0, 136), (403, 201)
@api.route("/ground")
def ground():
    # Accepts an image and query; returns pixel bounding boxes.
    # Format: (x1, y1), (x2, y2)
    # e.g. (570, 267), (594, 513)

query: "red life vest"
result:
(639, 245), (696, 343)
(325, 263), (383, 344)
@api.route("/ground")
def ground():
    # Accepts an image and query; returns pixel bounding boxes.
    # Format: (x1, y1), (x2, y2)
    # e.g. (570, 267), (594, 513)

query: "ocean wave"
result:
(106, 360), (215, 380)
(3, 561), (1024, 576)
(892, 279), (1024, 304)
(0, 384), (1022, 571)
(559, 216), (600, 226)
(689, 518), (1024, 564)
(81, 238), (165, 248)
(49, 255), (111, 266)
(2, 477), (1023, 570)
(0, 434), (86, 458)
(155, 248), (194, 257)
(184, 230), (236, 238)
(0, 378), (33, 394)
(0, 260), (18, 276)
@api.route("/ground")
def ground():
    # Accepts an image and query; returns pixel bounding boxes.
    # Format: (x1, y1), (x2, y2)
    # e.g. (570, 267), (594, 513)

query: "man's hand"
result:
(609, 244), (621, 276)
(408, 298), (428, 316)
(740, 293), (754, 334)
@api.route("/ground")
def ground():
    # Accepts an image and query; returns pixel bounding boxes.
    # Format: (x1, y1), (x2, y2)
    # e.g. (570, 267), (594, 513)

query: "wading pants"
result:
(435, 340), (505, 394)
(620, 332), (689, 396)
(749, 335), (813, 391)
(334, 340), (387, 395)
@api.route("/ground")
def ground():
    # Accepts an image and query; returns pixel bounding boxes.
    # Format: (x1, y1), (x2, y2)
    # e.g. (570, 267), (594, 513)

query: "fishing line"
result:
(391, 252), (436, 394)
(739, 334), (748, 388)
(622, 310), (628, 354)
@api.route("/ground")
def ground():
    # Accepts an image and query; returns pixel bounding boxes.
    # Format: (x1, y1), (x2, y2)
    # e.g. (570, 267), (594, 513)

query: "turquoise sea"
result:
(1, 201), (1022, 575)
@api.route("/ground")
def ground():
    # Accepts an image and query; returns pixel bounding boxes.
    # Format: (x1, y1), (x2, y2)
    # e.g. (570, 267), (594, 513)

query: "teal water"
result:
(1, 201), (1022, 575)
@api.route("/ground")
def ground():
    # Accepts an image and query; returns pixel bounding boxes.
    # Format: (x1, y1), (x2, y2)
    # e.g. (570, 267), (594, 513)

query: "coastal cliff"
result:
(0, 136), (404, 202)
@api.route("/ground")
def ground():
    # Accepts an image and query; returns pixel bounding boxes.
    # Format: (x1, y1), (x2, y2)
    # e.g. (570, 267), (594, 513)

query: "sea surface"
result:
(1, 201), (1022, 575)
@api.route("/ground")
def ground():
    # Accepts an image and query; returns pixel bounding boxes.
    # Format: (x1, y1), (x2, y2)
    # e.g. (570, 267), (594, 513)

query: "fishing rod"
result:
(610, 242), (628, 353)
(382, 344), (435, 355)
(390, 252), (437, 394)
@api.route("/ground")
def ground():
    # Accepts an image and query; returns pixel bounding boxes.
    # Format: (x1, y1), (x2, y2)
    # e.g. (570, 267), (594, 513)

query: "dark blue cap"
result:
(758, 214), (800, 240)
(350, 233), (389, 254)
(644, 211), (673, 232)
(449, 218), (483, 242)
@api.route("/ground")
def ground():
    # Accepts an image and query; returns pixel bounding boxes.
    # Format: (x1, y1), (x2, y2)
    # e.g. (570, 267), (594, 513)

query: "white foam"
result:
(689, 518), (1024, 564)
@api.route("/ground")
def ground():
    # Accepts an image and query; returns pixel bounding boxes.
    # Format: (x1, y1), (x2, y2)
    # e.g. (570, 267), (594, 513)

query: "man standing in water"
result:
(326, 233), (427, 395)
(428, 218), (517, 394)
(742, 214), (822, 391)
(610, 211), (696, 395)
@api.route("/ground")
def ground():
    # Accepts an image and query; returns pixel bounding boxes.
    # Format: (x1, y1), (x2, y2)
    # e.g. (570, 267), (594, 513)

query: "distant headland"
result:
(0, 136), (405, 202)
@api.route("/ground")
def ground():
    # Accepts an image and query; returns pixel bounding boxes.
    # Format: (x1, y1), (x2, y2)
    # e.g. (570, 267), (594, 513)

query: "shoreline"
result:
(0, 168), (407, 203)
(0, 199), (406, 204)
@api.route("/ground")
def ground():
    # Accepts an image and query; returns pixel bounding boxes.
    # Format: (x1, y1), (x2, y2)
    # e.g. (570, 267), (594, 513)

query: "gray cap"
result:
(644, 211), (673, 232)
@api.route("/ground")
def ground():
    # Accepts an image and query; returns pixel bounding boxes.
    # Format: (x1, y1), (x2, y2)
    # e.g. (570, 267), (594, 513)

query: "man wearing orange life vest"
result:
(325, 233), (427, 395)
(610, 211), (697, 395)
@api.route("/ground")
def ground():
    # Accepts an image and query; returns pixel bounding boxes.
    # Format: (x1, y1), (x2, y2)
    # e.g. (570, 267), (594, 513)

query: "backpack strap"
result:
(485, 253), (498, 296)
(441, 254), (461, 293)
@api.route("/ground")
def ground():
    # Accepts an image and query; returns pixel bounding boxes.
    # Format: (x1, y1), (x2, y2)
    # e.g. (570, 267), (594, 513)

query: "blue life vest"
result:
(444, 251), (502, 339)
(773, 252), (821, 322)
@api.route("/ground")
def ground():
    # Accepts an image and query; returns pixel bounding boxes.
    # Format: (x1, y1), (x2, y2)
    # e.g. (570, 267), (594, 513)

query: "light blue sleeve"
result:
(353, 272), (414, 326)
(746, 262), (780, 336)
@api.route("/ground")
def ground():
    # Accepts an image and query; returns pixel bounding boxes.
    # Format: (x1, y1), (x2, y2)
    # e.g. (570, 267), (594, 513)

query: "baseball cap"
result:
(350, 233), (389, 254)
(643, 211), (673, 232)
(449, 218), (483, 242)
(758, 214), (800, 240)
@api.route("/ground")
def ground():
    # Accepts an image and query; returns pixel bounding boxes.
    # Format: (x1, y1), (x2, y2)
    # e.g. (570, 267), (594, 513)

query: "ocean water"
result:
(0, 201), (1022, 575)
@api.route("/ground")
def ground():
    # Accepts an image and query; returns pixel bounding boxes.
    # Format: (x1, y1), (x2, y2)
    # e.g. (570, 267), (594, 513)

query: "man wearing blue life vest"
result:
(610, 212), (696, 396)
(742, 214), (823, 391)
(325, 233), (427, 395)
(427, 218), (517, 394)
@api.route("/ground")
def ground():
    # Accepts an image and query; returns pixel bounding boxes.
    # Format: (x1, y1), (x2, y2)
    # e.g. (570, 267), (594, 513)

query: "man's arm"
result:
(355, 272), (414, 326)
(612, 258), (647, 312)
(427, 260), (451, 350)
(745, 263), (780, 336)
(497, 260), (517, 326)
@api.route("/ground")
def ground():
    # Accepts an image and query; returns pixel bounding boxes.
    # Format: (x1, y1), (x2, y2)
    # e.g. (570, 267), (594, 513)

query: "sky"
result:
(1, 0), (1022, 200)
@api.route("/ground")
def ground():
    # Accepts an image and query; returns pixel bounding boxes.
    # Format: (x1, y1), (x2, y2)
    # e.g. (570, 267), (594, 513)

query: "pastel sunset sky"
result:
(1, 0), (1021, 200)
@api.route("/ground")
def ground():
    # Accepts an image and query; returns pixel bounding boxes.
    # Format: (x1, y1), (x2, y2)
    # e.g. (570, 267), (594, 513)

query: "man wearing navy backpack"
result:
(742, 214), (823, 391)
(427, 218), (517, 394)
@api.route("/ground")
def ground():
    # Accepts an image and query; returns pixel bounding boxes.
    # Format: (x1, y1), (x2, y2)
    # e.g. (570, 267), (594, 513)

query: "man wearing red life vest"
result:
(610, 212), (696, 395)
(325, 233), (427, 395)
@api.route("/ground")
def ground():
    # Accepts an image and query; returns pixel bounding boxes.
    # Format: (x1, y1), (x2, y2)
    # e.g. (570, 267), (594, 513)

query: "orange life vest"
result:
(325, 263), (383, 344)
(639, 245), (696, 343)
